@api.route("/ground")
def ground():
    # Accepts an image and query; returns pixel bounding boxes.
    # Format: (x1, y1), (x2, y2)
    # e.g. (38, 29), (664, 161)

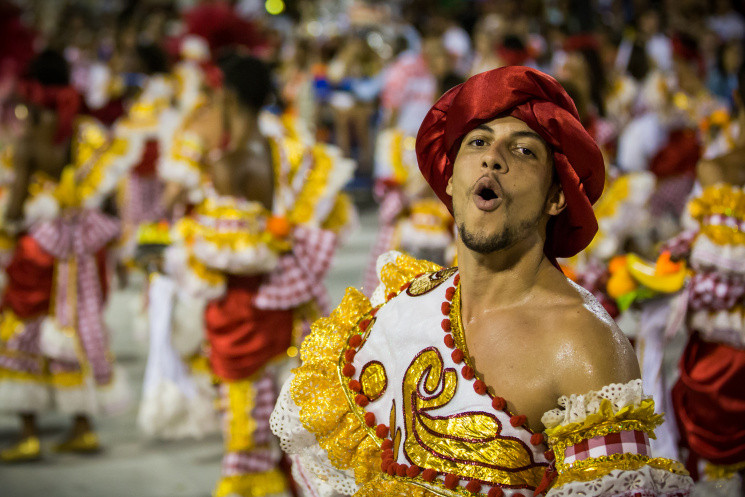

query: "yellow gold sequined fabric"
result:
(360, 362), (387, 401)
(407, 267), (458, 296)
(213, 468), (288, 497)
(290, 287), (382, 485)
(379, 253), (441, 297)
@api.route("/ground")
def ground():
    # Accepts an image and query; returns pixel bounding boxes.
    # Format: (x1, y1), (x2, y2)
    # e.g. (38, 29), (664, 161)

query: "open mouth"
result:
(477, 185), (498, 201)
(472, 177), (502, 211)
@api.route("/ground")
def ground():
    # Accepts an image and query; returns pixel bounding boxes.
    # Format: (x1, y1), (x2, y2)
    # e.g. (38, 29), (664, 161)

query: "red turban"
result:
(416, 66), (605, 259)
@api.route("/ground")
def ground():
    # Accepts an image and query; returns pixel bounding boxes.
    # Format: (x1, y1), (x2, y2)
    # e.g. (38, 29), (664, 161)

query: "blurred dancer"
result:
(0, 50), (131, 462)
(158, 53), (354, 497)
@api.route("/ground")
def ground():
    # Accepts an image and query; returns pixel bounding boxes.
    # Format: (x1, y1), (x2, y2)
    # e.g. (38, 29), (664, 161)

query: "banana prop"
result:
(607, 252), (689, 311)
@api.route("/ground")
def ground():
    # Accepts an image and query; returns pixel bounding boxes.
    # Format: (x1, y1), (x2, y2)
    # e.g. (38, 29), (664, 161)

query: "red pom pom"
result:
(451, 348), (464, 363)
(381, 459), (391, 472)
(454, 274), (460, 285)
(510, 415), (527, 427)
(344, 349), (356, 363)
(445, 286), (456, 301)
(441, 302), (451, 315)
(487, 488), (503, 497)
(370, 307), (379, 317)
(387, 292), (397, 301)
(355, 394), (369, 407)
(375, 424), (390, 438)
(465, 480), (482, 493)
(396, 464), (407, 477)
(422, 468), (437, 482)
(530, 433), (544, 446)
(444, 473), (459, 489)
(364, 412), (376, 427)
(444, 334), (456, 348)
(406, 465), (421, 478)
(441, 319), (451, 332)
(381, 439), (393, 450)
(359, 318), (371, 331)
(342, 363), (356, 377)
(349, 335), (362, 348)
(348, 380), (362, 392)
(491, 397), (506, 410)
(473, 380), (487, 395)
(387, 463), (397, 476)
(461, 366), (475, 380)
(400, 281), (411, 291)
(544, 449), (555, 461)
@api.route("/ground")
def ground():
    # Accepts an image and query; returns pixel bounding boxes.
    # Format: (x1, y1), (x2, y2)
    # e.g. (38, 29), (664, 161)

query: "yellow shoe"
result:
(53, 431), (101, 454)
(0, 436), (41, 463)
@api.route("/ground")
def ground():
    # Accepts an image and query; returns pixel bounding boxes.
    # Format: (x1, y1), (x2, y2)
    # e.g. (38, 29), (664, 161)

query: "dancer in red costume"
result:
(0, 50), (131, 462)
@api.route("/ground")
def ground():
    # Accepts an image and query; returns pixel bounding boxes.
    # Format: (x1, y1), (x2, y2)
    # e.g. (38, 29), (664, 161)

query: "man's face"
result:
(446, 115), (562, 254)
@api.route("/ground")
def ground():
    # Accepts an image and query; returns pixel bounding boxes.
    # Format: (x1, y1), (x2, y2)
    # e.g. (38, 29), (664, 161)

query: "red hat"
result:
(416, 66), (605, 259)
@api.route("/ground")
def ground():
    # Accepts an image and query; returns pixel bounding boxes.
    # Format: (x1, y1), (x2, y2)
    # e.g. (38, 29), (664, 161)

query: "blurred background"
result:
(0, 0), (743, 495)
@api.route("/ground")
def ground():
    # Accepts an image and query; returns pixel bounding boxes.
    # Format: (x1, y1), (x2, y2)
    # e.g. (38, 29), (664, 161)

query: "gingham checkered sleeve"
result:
(541, 379), (693, 496)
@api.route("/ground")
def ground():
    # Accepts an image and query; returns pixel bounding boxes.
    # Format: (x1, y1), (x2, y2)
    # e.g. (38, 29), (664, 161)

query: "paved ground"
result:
(0, 208), (379, 497)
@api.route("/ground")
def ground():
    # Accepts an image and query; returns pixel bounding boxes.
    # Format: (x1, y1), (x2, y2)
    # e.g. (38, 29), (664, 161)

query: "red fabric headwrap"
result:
(416, 66), (605, 259)
(16, 81), (81, 144)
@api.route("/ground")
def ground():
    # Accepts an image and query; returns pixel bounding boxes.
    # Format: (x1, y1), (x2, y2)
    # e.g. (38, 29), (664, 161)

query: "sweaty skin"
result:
(446, 116), (639, 431)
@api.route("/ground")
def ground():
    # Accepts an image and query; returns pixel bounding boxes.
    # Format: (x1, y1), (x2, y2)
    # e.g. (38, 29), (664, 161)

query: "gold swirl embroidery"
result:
(360, 361), (388, 401)
(380, 254), (441, 297)
(406, 267), (459, 297)
(402, 349), (544, 488)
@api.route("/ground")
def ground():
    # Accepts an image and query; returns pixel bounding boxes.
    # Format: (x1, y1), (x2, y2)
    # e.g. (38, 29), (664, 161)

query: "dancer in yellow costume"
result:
(156, 53), (354, 497)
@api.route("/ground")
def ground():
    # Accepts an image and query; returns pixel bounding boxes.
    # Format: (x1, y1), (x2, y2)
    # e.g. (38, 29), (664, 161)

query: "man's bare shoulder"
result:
(542, 283), (640, 397)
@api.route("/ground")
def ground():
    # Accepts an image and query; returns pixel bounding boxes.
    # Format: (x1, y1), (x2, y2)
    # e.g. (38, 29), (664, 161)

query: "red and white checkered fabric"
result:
(123, 174), (164, 227)
(255, 225), (337, 312)
(222, 448), (279, 476)
(688, 270), (745, 312)
(659, 229), (698, 260)
(0, 319), (44, 376)
(649, 175), (695, 218)
(31, 209), (120, 386)
(564, 430), (650, 466)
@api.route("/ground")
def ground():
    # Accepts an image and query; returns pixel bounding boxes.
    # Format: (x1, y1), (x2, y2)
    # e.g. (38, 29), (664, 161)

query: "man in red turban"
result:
(274, 66), (692, 497)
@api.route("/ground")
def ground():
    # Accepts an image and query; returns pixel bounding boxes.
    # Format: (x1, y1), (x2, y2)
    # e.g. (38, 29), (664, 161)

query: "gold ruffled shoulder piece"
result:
(544, 398), (688, 488)
(544, 398), (663, 444)
(290, 287), (381, 485)
(378, 252), (442, 298)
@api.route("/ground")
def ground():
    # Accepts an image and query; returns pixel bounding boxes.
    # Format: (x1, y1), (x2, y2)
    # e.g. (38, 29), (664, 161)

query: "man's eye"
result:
(470, 139), (486, 147)
(517, 147), (535, 157)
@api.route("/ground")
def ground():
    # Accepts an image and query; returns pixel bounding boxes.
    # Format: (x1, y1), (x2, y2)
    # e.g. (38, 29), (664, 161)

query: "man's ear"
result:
(445, 176), (453, 197)
(545, 183), (567, 216)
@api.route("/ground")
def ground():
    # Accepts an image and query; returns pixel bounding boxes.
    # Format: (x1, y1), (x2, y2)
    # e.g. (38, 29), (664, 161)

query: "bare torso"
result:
(461, 262), (639, 431)
(185, 103), (275, 210)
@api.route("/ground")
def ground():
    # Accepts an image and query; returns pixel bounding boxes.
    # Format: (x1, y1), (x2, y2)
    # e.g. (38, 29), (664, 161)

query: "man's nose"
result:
(481, 146), (508, 173)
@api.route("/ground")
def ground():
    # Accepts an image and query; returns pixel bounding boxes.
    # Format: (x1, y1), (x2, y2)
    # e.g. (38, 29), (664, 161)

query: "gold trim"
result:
(553, 455), (689, 488)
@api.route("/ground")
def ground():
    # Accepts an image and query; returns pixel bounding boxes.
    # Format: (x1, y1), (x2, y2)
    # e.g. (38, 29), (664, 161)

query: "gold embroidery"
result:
(406, 267), (459, 296)
(552, 454), (689, 488)
(360, 361), (388, 401)
(402, 349), (544, 488)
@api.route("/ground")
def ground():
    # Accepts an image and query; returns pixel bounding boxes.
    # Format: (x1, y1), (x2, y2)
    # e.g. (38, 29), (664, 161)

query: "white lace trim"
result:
(270, 376), (358, 496)
(545, 465), (692, 496)
(541, 379), (646, 429)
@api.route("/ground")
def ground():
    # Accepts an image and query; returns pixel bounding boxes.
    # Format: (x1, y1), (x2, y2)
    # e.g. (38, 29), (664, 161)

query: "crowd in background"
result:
(1, 0), (743, 187)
